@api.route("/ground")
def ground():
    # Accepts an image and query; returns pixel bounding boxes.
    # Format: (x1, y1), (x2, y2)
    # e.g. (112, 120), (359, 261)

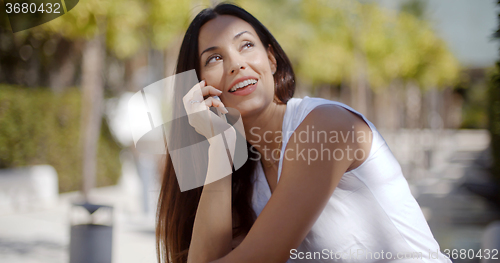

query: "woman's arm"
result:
(210, 104), (373, 263)
(187, 132), (237, 263)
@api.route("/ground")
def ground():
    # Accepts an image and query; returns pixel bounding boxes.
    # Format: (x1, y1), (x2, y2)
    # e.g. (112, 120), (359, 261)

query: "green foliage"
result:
(0, 85), (121, 192)
(460, 81), (488, 129)
(17, 0), (459, 90)
(35, 0), (193, 59)
(488, 63), (500, 183)
(487, 0), (500, 183)
(399, 0), (427, 19)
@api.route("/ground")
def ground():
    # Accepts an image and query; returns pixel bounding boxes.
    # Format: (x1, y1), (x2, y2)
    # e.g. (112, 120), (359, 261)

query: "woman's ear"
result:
(267, 45), (277, 75)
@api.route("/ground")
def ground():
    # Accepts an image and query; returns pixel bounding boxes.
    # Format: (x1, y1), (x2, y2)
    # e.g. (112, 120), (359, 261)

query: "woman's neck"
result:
(243, 101), (287, 162)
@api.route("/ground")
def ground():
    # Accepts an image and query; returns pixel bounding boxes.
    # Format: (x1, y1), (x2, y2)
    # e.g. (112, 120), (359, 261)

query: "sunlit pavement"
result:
(0, 185), (158, 263)
(383, 129), (500, 263)
(416, 150), (497, 260)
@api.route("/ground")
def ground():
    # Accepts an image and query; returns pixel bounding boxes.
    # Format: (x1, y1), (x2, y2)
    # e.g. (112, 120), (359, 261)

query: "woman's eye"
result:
(242, 42), (254, 49)
(206, 55), (221, 65)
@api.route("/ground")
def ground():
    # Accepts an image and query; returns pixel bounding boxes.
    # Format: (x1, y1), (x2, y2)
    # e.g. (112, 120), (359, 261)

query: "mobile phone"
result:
(212, 95), (233, 167)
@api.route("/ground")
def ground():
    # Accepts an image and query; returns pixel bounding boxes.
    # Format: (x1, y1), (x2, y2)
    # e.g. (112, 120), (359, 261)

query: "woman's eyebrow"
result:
(200, 31), (253, 57)
(200, 46), (218, 58)
(234, 30), (251, 40)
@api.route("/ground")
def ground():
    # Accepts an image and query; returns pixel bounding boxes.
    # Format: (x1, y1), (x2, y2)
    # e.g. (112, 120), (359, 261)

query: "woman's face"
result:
(198, 15), (277, 118)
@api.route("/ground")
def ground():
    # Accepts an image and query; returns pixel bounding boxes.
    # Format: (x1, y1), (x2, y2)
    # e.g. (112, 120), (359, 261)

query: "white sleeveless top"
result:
(251, 97), (451, 263)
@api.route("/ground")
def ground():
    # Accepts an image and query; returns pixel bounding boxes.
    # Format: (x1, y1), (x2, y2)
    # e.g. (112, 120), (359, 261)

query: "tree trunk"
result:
(406, 82), (421, 129)
(353, 49), (368, 116)
(49, 39), (80, 93)
(80, 33), (105, 200)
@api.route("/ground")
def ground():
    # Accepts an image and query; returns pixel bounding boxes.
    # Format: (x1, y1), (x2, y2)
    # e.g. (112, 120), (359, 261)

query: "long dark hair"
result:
(156, 3), (295, 263)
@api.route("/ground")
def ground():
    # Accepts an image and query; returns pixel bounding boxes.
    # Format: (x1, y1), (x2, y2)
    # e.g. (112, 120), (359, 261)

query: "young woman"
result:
(156, 3), (451, 263)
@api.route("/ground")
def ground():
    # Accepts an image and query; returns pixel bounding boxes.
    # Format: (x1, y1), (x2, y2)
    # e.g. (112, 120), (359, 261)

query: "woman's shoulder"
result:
(300, 101), (368, 134)
(286, 96), (366, 132)
(285, 98), (374, 172)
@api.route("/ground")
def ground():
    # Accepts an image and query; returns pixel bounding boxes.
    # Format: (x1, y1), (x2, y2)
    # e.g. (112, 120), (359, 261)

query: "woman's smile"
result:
(228, 76), (258, 95)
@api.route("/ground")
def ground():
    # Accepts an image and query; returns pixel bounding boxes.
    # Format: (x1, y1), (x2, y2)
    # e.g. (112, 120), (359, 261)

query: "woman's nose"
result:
(230, 65), (244, 74)
(227, 56), (246, 74)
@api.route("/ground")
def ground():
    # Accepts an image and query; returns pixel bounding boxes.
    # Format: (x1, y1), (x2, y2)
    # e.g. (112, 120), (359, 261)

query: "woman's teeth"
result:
(229, 79), (257, 92)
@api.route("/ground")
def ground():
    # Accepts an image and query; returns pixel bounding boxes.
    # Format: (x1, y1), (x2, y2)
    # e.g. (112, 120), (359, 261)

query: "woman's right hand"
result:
(182, 80), (236, 184)
(182, 80), (230, 141)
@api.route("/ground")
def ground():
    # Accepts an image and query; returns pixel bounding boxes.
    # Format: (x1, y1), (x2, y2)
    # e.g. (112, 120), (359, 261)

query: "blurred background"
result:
(0, 0), (499, 262)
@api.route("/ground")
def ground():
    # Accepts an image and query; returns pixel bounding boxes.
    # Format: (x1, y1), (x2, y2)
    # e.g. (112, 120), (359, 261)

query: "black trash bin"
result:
(69, 202), (114, 263)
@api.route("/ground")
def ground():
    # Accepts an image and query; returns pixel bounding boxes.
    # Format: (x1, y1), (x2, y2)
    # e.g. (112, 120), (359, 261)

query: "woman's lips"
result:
(229, 81), (257, 96)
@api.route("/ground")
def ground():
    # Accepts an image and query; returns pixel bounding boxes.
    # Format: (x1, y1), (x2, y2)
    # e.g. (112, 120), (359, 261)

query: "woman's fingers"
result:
(204, 97), (228, 113)
(197, 79), (222, 96)
(185, 95), (227, 115)
(185, 81), (222, 102)
(201, 85), (223, 97)
(199, 79), (224, 98)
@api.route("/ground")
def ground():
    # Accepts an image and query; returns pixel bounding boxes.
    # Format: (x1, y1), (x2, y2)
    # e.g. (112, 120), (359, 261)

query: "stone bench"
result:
(0, 165), (59, 214)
